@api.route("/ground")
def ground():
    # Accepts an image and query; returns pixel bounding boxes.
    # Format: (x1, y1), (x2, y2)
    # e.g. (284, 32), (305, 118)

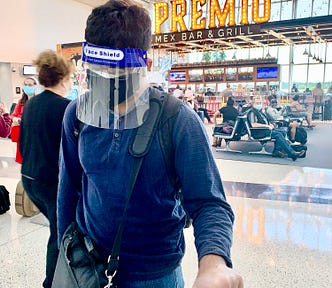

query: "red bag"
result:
(10, 125), (23, 164)
(11, 125), (20, 142)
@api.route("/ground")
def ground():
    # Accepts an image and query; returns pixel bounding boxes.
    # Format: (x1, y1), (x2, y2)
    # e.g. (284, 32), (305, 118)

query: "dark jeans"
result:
(271, 129), (296, 157)
(22, 176), (59, 288)
(198, 107), (211, 122)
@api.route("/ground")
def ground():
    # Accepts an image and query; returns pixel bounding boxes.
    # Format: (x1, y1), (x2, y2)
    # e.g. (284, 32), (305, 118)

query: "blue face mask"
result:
(65, 88), (78, 100)
(255, 104), (262, 111)
(23, 85), (35, 96)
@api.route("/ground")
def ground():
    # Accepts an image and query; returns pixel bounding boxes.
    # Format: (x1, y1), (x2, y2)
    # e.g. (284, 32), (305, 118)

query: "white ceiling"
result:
(72, 0), (154, 8)
(73, 0), (107, 7)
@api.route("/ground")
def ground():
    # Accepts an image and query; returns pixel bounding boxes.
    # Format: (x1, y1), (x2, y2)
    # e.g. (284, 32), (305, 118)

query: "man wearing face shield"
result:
(56, 1), (243, 287)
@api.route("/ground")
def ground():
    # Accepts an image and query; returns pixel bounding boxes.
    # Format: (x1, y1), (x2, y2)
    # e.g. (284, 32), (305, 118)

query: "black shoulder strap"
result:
(158, 94), (182, 190)
(106, 88), (164, 285)
(129, 88), (163, 157)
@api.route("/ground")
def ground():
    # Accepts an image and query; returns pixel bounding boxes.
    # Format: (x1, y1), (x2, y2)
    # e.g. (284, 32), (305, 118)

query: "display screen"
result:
(23, 65), (37, 75)
(169, 71), (186, 82)
(256, 66), (278, 79)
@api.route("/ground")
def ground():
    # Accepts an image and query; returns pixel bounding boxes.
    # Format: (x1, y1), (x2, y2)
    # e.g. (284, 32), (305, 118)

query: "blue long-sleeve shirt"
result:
(57, 96), (234, 281)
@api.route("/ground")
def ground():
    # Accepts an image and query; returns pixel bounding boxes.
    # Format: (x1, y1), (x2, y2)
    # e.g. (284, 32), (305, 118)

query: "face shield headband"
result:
(77, 42), (150, 130)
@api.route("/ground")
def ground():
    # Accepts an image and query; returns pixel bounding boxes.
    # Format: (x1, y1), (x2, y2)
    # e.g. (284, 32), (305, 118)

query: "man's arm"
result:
(0, 114), (11, 138)
(251, 122), (274, 129)
(0, 103), (12, 138)
(57, 101), (81, 245)
(173, 106), (242, 287)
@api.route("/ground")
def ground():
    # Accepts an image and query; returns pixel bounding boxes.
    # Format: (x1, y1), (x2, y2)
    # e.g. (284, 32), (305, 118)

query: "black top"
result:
(219, 106), (239, 123)
(20, 90), (70, 184)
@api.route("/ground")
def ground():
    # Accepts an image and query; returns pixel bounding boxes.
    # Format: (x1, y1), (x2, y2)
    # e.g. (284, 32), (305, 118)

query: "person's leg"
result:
(271, 130), (297, 158)
(114, 266), (185, 288)
(199, 108), (211, 122)
(21, 177), (59, 288)
(288, 121), (299, 142)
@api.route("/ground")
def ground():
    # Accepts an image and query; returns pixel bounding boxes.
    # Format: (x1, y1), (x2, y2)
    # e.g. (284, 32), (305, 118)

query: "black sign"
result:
(152, 24), (261, 44)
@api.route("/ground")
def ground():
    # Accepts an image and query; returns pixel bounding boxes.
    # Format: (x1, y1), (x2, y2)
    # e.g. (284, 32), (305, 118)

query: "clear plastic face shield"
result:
(77, 42), (150, 130)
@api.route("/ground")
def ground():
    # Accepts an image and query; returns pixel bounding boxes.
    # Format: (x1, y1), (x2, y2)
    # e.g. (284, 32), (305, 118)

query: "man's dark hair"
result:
(85, 0), (151, 50)
(227, 97), (234, 106)
(293, 95), (299, 101)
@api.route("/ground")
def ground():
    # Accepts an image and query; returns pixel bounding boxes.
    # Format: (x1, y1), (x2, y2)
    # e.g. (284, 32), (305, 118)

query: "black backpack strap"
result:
(158, 94), (182, 190)
(129, 88), (163, 157)
(106, 88), (164, 286)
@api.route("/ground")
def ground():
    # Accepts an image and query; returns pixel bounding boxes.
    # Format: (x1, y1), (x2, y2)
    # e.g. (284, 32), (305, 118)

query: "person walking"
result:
(55, 1), (243, 288)
(19, 50), (73, 288)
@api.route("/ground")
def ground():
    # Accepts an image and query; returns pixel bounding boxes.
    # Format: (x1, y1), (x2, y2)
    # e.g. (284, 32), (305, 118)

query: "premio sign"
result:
(152, 0), (271, 44)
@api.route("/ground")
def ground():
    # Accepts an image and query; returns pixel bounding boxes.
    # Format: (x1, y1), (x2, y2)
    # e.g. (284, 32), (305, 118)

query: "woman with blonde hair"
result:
(19, 50), (73, 288)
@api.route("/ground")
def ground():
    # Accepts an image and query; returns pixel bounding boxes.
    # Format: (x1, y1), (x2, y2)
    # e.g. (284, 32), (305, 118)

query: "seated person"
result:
(172, 85), (184, 99)
(212, 97), (239, 146)
(290, 95), (314, 127)
(265, 97), (299, 141)
(187, 95), (212, 123)
(205, 88), (215, 97)
(213, 97), (238, 125)
(184, 87), (194, 100)
(232, 84), (247, 107)
(249, 107), (305, 161)
(221, 83), (233, 97)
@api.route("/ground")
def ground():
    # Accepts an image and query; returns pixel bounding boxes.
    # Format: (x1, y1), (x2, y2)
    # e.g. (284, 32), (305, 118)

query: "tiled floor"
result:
(1, 133), (332, 287)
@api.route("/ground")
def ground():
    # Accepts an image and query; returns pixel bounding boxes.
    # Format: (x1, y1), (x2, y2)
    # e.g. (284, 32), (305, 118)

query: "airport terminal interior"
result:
(1, 0), (332, 287)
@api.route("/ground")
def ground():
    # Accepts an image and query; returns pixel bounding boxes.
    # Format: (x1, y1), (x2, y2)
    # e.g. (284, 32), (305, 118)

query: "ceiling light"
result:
(303, 47), (308, 55)
(265, 49), (271, 58)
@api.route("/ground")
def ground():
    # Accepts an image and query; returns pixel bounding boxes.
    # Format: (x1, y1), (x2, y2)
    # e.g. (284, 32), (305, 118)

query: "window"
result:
(293, 44), (309, 64)
(296, 0), (312, 18)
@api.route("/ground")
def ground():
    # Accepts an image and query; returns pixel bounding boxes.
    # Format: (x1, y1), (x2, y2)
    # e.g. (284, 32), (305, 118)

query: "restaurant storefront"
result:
(150, 0), (332, 97)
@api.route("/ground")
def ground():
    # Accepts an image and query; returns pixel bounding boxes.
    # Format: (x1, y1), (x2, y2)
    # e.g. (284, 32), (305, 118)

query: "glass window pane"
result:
(250, 47), (264, 59)
(294, 44), (309, 64)
(313, 0), (329, 16)
(296, 0), (312, 18)
(307, 63), (325, 88)
(292, 65), (308, 92)
(237, 48), (249, 60)
(270, 2), (281, 21)
(324, 64), (332, 91)
(326, 43), (332, 62)
(268, 46), (278, 59)
(280, 65), (290, 93)
(280, 1), (293, 20)
(277, 46), (290, 64)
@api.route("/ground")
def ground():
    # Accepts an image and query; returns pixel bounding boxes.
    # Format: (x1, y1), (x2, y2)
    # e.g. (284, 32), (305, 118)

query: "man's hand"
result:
(193, 254), (243, 288)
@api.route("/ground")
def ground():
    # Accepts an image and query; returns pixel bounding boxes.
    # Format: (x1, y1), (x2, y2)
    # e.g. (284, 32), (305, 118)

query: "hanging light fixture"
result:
(303, 46), (308, 55)
(265, 48), (271, 58)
